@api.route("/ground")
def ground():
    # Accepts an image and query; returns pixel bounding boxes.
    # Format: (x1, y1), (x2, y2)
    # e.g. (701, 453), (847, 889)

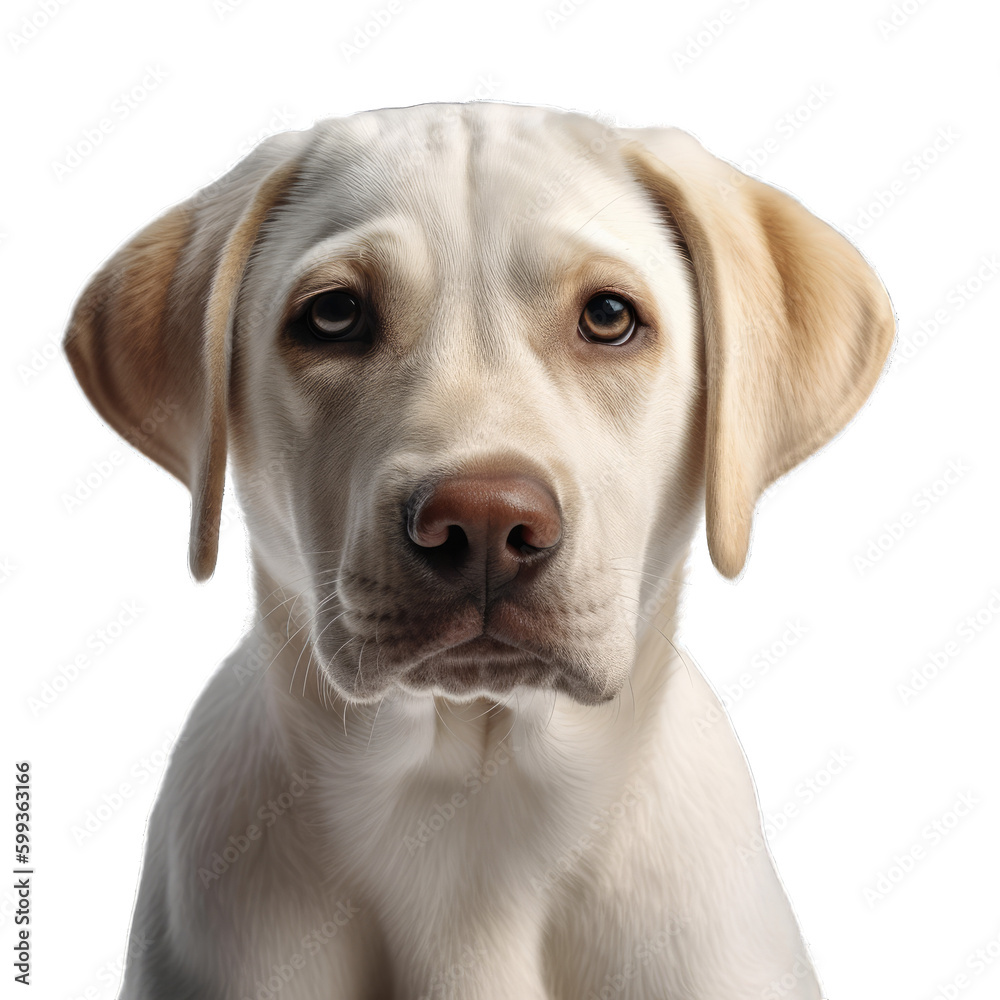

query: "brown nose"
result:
(405, 475), (561, 592)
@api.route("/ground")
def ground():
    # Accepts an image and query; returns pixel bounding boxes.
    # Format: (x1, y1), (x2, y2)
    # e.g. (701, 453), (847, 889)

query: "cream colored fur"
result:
(64, 102), (894, 999)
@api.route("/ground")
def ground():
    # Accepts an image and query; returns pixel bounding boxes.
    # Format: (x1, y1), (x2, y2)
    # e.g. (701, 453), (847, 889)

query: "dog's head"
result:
(64, 102), (893, 705)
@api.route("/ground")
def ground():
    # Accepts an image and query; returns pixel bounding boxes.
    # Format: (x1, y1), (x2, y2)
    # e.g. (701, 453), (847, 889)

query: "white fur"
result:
(58, 102), (890, 1000)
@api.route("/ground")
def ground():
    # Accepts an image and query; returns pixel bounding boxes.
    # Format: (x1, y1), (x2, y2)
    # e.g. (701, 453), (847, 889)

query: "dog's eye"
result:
(305, 291), (366, 341)
(578, 294), (636, 345)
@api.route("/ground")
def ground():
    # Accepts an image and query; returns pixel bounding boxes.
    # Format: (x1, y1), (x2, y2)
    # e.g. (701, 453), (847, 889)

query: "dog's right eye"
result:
(578, 293), (636, 345)
(304, 291), (367, 341)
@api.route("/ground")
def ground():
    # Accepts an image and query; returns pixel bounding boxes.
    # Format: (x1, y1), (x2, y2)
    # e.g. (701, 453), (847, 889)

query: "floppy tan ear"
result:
(620, 128), (895, 578)
(64, 136), (307, 581)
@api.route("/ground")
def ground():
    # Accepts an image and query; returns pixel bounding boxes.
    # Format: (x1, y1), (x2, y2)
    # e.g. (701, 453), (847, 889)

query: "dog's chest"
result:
(284, 696), (655, 998)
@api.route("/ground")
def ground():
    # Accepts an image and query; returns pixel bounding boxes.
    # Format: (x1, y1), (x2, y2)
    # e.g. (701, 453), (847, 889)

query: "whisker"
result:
(366, 696), (385, 753)
(299, 650), (311, 698)
(432, 697), (484, 756)
(625, 674), (636, 728)
(496, 692), (520, 749)
(619, 619), (683, 655)
(609, 566), (692, 585)
(610, 686), (622, 728)
(460, 697), (507, 723)
(248, 597), (349, 699)
(354, 639), (369, 693)
(544, 689), (558, 733)
(286, 606), (349, 692)
(253, 568), (340, 619)
(620, 603), (694, 691)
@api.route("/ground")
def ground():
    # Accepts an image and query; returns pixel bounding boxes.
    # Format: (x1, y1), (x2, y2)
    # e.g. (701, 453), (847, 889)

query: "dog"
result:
(64, 101), (894, 999)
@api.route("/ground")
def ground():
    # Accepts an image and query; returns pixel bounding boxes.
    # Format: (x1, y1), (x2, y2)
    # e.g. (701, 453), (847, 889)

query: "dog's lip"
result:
(326, 606), (620, 703)
(441, 631), (537, 660)
(339, 596), (557, 667)
(399, 629), (549, 672)
(397, 632), (555, 697)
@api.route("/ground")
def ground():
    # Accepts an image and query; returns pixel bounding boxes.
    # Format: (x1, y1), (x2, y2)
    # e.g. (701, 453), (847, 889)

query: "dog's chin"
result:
(398, 635), (558, 700)
(315, 632), (628, 707)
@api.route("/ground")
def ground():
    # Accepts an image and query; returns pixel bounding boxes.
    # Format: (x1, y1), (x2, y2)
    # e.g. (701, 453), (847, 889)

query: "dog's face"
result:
(229, 105), (703, 704)
(64, 103), (894, 706)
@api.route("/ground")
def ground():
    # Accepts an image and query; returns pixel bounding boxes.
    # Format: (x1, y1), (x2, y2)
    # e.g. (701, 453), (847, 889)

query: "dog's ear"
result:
(621, 128), (895, 579)
(64, 133), (308, 581)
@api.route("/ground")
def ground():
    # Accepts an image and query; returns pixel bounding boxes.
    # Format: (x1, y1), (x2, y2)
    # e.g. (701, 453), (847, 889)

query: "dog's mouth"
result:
(309, 591), (631, 706)
(398, 633), (557, 699)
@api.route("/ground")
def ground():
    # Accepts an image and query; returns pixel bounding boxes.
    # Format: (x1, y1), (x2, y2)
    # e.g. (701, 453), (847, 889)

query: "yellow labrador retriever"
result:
(64, 102), (893, 999)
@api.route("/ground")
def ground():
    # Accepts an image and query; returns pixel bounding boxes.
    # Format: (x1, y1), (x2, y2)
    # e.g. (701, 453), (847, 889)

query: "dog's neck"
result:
(235, 552), (692, 990)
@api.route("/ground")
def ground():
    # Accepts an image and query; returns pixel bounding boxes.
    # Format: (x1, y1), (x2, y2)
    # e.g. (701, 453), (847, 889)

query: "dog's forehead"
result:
(285, 102), (666, 263)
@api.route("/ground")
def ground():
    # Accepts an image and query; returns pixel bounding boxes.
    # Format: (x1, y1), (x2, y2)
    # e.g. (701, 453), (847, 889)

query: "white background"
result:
(3, 0), (999, 998)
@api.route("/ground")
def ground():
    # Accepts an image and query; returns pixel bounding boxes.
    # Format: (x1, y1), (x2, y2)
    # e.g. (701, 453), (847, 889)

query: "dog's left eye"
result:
(578, 294), (636, 345)
(305, 291), (367, 341)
